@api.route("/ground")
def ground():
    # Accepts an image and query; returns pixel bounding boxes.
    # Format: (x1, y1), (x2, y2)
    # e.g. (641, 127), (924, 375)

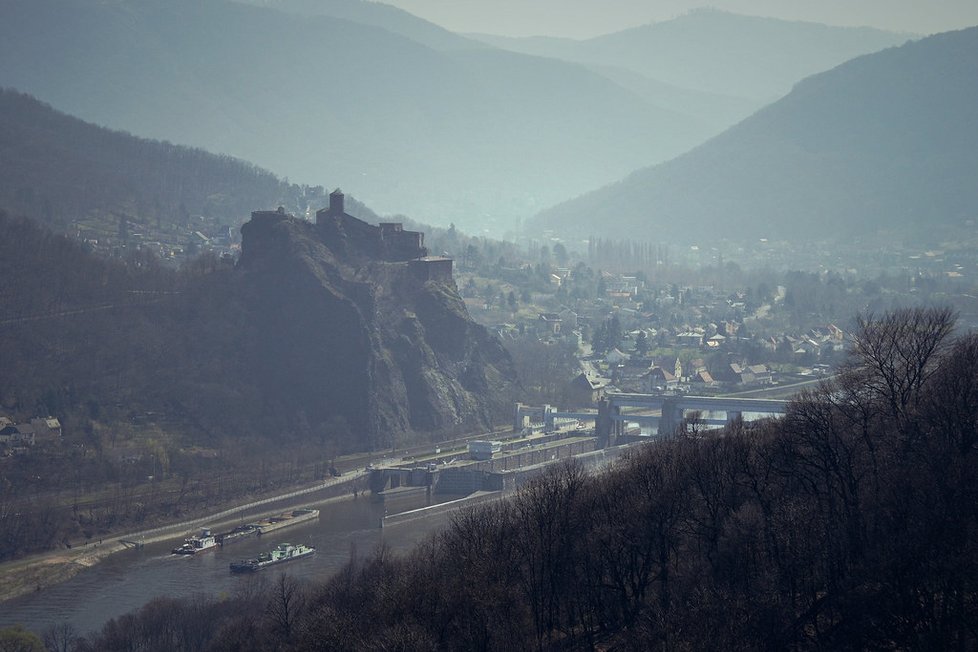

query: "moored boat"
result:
(253, 508), (319, 536)
(214, 524), (258, 545)
(229, 542), (316, 572)
(213, 508), (319, 545)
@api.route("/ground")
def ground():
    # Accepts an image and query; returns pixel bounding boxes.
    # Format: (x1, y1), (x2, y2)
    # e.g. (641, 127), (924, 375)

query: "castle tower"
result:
(329, 188), (345, 217)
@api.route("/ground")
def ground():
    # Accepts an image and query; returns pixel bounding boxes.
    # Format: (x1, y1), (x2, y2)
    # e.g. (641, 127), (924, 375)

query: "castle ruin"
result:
(250, 190), (452, 282)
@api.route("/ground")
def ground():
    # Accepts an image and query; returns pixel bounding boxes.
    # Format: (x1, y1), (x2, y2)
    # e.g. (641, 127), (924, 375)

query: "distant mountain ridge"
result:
(533, 27), (978, 244)
(237, 0), (481, 50)
(469, 9), (911, 134)
(471, 9), (913, 102)
(0, 0), (710, 233)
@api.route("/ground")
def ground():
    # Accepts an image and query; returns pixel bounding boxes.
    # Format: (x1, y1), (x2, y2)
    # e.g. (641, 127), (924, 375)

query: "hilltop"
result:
(0, 89), (304, 224)
(0, 200), (517, 558)
(0, 88), (394, 262)
(0, 198), (516, 452)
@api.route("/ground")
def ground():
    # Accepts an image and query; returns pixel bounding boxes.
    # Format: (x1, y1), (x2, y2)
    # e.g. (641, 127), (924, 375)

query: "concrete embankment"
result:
(381, 491), (504, 528)
(380, 443), (635, 528)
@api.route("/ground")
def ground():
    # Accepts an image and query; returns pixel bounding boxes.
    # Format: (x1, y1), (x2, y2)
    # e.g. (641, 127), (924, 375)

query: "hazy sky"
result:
(381, 0), (978, 38)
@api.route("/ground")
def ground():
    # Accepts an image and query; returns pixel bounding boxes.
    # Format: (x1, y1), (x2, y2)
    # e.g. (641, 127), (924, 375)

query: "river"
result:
(0, 492), (453, 637)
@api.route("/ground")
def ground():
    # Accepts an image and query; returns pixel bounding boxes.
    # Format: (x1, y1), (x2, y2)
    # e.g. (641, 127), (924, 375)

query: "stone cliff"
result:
(237, 207), (518, 450)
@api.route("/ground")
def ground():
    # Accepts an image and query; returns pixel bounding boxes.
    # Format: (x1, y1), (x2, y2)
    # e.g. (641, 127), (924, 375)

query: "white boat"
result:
(171, 529), (218, 555)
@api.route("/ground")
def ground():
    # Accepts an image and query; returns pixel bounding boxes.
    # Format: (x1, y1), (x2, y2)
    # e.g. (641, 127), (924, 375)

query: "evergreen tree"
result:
(636, 330), (650, 357)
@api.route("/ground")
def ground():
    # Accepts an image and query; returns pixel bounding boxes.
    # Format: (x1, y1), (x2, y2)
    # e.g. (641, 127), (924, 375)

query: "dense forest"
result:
(0, 211), (293, 561)
(26, 307), (975, 650)
(0, 210), (252, 435)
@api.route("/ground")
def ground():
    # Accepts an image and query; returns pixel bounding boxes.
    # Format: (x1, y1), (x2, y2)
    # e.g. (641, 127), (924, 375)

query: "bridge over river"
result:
(516, 392), (789, 443)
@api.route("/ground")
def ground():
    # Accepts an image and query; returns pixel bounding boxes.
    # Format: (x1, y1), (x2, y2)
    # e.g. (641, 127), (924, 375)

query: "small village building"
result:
(706, 334), (726, 349)
(30, 417), (62, 439)
(557, 308), (578, 330)
(605, 348), (630, 365)
(538, 313), (563, 335)
(645, 366), (679, 392)
(616, 358), (654, 390)
(568, 372), (610, 406)
(723, 362), (773, 386)
(677, 331), (704, 347)
(654, 356), (683, 381)
(690, 370), (717, 387)
(747, 364), (773, 385)
(0, 424), (34, 446)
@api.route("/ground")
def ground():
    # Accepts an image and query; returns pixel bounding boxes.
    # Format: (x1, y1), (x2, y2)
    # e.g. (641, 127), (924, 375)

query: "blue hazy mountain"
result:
(533, 27), (978, 244)
(0, 0), (708, 233)
(471, 9), (912, 102)
(471, 9), (911, 133)
(238, 0), (481, 50)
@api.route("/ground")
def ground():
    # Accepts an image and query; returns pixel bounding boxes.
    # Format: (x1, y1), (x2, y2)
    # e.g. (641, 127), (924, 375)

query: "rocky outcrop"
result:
(237, 210), (517, 450)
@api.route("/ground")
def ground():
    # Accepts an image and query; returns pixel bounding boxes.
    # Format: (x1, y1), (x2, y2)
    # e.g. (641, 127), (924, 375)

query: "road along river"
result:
(0, 491), (456, 636)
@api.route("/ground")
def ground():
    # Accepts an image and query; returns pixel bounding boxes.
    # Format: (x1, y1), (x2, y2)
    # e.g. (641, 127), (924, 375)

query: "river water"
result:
(0, 492), (453, 637)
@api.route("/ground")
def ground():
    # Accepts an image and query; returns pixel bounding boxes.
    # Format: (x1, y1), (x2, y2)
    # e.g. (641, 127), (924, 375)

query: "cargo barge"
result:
(214, 508), (319, 544)
(229, 542), (315, 573)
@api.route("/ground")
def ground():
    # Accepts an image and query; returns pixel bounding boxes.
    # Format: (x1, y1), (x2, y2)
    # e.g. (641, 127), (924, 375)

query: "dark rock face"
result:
(238, 211), (517, 450)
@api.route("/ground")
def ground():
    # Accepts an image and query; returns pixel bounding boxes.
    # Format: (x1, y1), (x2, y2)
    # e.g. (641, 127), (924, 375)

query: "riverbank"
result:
(381, 490), (503, 528)
(0, 473), (364, 604)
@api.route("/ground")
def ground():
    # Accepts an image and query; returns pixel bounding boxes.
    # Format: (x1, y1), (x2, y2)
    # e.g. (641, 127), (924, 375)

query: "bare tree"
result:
(849, 307), (955, 436)
(511, 461), (589, 650)
(266, 573), (306, 644)
(42, 623), (79, 652)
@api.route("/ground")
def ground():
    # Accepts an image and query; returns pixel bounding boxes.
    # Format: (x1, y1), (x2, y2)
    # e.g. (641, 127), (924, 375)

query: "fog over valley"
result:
(1, 1), (978, 650)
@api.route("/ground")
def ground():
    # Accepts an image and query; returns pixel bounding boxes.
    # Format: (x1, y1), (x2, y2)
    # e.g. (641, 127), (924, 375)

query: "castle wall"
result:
(312, 191), (428, 262)
(409, 257), (453, 283)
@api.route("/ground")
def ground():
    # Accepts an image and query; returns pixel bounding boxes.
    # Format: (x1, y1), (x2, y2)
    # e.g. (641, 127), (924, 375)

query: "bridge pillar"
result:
(726, 410), (742, 425)
(368, 468), (389, 493)
(514, 402), (529, 431)
(543, 405), (555, 432)
(596, 398), (613, 447)
(658, 397), (683, 436)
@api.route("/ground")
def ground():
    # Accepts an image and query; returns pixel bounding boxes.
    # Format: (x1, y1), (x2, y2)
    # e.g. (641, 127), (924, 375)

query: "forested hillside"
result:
(0, 210), (247, 439)
(0, 89), (309, 231)
(51, 307), (978, 650)
(0, 207), (513, 450)
(0, 208), (517, 560)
